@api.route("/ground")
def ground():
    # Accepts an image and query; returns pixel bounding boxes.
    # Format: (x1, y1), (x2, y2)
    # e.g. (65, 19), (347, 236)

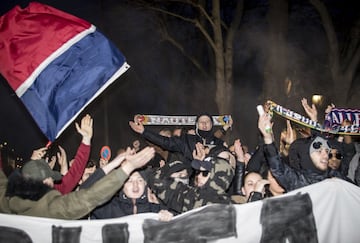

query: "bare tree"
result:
(133, 0), (244, 114)
(262, 0), (289, 105)
(310, 0), (360, 106)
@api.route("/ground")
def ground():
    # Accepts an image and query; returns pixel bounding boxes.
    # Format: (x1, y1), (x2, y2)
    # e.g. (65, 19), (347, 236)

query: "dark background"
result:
(0, 0), (359, 164)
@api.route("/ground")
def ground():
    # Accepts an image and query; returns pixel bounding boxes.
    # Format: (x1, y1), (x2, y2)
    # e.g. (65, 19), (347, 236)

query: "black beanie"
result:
(162, 160), (190, 178)
(327, 139), (344, 154)
(288, 136), (322, 172)
(195, 113), (213, 126)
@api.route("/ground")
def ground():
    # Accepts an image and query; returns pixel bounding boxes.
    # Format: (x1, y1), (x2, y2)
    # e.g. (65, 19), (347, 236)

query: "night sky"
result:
(0, 0), (359, 163)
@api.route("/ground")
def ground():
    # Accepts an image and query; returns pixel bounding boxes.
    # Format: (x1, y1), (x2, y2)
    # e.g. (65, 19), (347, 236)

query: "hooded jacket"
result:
(148, 157), (234, 214)
(90, 188), (161, 219)
(0, 167), (130, 220)
(264, 142), (352, 192)
(78, 168), (161, 219)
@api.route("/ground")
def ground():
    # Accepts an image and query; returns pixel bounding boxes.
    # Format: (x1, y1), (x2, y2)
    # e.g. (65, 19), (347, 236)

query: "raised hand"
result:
(30, 147), (47, 160)
(284, 120), (296, 145)
(75, 114), (93, 145)
(301, 98), (318, 122)
(121, 147), (155, 175)
(57, 146), (68, 175)
(325, 103), (335, 114)
(192, 142), (206, 161)
(223, 116), (233, 131)
(258, 114), (273, 144)
(234, 139), (245, 163)
(47, 155), (56, 170)
(129, 115), (145, 134)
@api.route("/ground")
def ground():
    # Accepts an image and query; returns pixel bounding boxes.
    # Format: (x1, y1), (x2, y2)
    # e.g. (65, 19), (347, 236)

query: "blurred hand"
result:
(158, 210), (174, 222)
(75, 114), (93, 145)
(132, 139), (141, 152)
(30, 147), (47, 160)
(121, 147), (155, 175)
(47, 155), (56, 170)
(258, 114), (273, 144)
(57, 146), (68, 175)
(129, 115), (145, 134)
(234, 139), (245, 163)
(254, 179), (270, 193)
(223, 116), (233, 131)
(301, 98), (318, 122)
(325, 103), (335, 114)
(147, 188), (159, 204)
(192, 142), (206, 161)
(285, 120), (296, 145)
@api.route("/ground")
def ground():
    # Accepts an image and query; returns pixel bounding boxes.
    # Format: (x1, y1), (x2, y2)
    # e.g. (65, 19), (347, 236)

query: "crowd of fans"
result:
(0, 98), (359, 222)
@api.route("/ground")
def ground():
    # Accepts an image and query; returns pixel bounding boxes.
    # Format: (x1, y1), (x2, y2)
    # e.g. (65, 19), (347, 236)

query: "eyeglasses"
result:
(329, 152), (343, 160)
(195, 170), (209, 177)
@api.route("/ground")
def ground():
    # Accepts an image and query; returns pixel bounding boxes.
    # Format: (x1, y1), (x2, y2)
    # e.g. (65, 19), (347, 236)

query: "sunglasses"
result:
(312, 141), (330, 152)
(312, 141), (328, 149)
(329, 152), (343, 160)
(195, 170), (210, 177)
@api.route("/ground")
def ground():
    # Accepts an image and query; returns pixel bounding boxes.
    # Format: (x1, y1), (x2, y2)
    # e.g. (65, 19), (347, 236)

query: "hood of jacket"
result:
(202, 157), (234, 195)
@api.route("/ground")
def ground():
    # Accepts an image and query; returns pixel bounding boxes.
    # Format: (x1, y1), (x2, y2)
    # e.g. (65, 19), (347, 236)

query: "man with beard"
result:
(258, 112), (353, 192)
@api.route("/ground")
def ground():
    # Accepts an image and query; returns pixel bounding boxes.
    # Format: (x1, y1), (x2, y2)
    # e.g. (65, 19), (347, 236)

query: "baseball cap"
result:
(22, 159), (62, 182)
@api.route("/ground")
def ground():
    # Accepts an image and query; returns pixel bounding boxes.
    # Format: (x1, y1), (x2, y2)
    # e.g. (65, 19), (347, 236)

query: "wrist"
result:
(82, 137), (91, 145)
(120, 161), (134, 176)
(236, 155), (245, 162)
(223, 124), (230, 131)
(263, 136), (273, 144)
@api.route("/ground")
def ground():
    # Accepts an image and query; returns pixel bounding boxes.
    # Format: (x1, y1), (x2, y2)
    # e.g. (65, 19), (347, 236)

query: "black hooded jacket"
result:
(264, 142), (352, 192)
(80, 168), (161, 219)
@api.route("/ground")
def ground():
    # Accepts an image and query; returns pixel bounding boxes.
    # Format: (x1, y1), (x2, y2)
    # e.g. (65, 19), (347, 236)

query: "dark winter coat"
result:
(142, 128), (225, 166)
(80, 168), (160, 219)
(264, 142), (353, 192)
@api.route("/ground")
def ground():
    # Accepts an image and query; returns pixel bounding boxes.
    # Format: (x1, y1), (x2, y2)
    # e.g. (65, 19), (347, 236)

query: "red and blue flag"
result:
(0, 2), (130, 141)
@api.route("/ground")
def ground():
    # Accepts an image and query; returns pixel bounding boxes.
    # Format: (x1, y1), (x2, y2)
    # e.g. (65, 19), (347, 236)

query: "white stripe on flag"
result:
(15, 25), (97, 97)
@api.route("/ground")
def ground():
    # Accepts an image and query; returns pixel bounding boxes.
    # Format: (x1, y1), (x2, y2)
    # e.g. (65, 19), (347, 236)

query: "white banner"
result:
(0, 178), (359, 243)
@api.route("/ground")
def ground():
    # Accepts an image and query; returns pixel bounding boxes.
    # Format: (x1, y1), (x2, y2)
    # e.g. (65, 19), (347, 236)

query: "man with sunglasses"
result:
(147, 143), (235, 214)
(192, 156), (212, 187)
(258, 112), (353, 192)
(327, 138), (357, 179)
(328, 142), (343, 171)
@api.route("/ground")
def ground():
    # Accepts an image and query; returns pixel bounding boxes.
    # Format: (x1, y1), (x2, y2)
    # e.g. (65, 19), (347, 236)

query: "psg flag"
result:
(0, 2), (130, 141)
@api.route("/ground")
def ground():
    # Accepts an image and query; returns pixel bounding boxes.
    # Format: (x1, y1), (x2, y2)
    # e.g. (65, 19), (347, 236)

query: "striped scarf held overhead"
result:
(135, 115), (231, 126)
(267, 101), (359, 135)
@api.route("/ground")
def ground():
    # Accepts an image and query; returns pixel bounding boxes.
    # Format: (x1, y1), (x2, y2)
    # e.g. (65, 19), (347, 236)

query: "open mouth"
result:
(320, 160), (328, 166)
